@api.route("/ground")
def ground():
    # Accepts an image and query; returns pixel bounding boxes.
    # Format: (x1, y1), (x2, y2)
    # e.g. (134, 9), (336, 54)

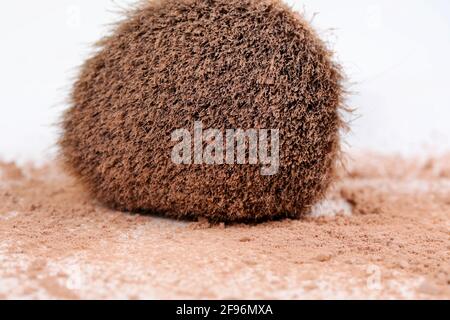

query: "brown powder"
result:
(60, 0), (345, 222)
(0, 154), (449, 299)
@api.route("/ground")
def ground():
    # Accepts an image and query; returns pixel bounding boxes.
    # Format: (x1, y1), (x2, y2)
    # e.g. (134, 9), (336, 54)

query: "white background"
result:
(0, 0), (449, 163)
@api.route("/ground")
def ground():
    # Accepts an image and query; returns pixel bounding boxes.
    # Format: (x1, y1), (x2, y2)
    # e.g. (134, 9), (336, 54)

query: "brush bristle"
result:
(60, 0), (345, 222)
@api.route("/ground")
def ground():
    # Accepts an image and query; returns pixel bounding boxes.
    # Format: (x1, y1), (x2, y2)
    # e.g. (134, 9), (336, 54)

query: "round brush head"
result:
(60, 0), (345, 222)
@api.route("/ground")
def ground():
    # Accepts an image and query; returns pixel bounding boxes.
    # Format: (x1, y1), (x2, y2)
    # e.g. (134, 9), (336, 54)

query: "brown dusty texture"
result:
(0, 154), (449, 300)
(60, 0), (345, 222)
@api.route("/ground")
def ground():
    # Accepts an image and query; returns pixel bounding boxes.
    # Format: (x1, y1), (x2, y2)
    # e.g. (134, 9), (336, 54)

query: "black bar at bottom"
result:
(0, 300), (442, 318)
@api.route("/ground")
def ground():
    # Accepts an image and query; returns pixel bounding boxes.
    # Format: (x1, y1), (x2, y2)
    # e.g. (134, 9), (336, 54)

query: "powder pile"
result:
(1, 155), (449, 299)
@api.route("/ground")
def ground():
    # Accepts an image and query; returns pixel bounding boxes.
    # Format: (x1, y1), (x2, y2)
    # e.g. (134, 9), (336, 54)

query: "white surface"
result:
(0, 0), (449, 162)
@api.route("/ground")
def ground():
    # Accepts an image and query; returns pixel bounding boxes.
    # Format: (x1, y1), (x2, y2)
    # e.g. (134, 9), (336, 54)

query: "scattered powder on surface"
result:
(0, 153), (449, 299)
